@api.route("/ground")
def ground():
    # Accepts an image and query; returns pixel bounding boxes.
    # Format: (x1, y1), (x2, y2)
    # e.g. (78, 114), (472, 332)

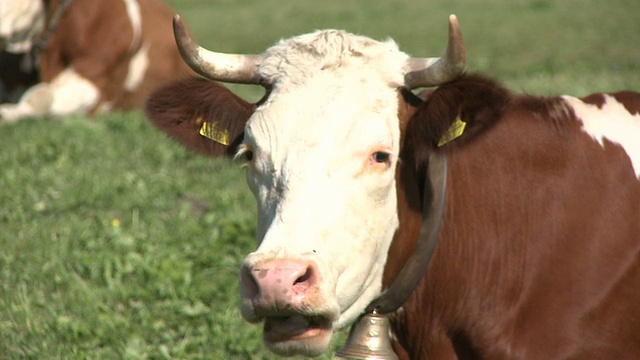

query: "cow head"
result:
(0, 0), (45, 53)
(146, 15), (464, 357)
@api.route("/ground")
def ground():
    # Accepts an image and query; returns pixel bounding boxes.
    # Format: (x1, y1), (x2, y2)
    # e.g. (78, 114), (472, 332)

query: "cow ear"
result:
(406, 74), (510, 167)
(145, 78), (255, 157)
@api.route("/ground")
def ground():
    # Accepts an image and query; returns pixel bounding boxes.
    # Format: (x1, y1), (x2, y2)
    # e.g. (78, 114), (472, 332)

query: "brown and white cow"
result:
(0, 0), (194, 123)
(145, 15), (640, 359)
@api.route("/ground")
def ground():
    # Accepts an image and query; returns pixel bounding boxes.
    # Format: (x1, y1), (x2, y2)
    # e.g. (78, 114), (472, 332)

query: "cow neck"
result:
(366, 151), (447, 314)
(32, 0), (73, 57)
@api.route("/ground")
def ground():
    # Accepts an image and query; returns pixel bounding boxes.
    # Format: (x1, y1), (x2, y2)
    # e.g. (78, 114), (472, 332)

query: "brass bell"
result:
(335, 313), (399, 360)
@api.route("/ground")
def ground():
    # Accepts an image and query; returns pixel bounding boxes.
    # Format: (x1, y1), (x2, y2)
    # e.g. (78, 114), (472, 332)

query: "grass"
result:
(1, 0), (638, 358)
(0, 113), (266, 358)
(167, 0), (639, 99)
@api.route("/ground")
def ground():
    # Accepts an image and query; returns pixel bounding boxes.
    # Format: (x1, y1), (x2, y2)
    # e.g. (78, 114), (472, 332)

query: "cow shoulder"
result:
(405, 73), (512, 168)
(145, 78), (255, 157)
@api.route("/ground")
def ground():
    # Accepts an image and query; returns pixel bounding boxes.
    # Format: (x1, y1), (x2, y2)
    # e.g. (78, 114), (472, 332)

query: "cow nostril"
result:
(294, 266), (314, 286)
(241, 265), (259, 298)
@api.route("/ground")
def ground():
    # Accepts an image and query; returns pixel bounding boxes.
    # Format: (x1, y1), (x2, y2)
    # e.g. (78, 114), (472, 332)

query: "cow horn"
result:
(404, 15), (466, 89)
(173, 15), (263, 85)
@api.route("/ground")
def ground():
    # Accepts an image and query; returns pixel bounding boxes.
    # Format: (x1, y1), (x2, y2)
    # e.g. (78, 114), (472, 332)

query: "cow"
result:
(0, 0), (194, 123)
(145, 14), (640, 359)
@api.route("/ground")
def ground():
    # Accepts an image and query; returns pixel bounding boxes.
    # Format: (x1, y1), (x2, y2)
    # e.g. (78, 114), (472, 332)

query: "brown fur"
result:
(382, 89), (425, 288)
(145, 78), (254, 157)
(389, 74), (640, 359)
(405, 74), (511, 173)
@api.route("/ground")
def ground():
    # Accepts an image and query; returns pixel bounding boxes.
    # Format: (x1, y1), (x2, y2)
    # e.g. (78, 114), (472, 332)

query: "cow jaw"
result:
(263, 315), (334, 357)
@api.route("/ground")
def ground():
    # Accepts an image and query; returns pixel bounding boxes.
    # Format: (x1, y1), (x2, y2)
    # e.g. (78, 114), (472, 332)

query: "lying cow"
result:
(0, 0), (194, 123)
(146, 14), (640, 359)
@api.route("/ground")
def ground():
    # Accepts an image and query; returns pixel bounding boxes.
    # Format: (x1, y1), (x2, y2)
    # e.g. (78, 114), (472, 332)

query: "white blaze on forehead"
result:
(0, 0), (45, 53)
(242, 30), (407, 328)
(563, 95), (640, 178)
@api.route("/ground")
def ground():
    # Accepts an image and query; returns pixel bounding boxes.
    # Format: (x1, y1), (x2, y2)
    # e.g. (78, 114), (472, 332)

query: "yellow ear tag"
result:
(199, 120), (230, 146)
(437, 117), (466, 147)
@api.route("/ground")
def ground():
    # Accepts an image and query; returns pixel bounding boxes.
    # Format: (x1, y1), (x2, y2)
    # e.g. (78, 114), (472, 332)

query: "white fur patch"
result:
(0, 0), (45, 53)
(48, 68), (101, 116)
(0, 83), (52, 123)
(563, 95), (640, 178)
(125, 42), (150, 91)
(122, 0), (142, 52)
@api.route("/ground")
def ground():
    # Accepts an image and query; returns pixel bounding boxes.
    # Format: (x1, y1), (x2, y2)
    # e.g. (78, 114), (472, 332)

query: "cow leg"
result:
(48, 68), (103, 116)
(0, 67), (102, 123)
(0, 83), (52, 123)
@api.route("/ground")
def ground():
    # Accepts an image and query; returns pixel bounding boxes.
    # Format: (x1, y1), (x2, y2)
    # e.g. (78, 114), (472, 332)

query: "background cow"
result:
(0, 0), (195, 123)
(145, 15), (640, 359)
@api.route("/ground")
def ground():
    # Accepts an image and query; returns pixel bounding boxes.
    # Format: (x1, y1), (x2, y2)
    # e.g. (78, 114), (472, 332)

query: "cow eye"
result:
(372, 151), (390, 164)
(235, 145), (254, 164)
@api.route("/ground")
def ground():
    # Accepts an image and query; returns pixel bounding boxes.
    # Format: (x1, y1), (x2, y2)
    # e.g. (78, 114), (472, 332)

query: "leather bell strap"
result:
(366, 151), (447, 314)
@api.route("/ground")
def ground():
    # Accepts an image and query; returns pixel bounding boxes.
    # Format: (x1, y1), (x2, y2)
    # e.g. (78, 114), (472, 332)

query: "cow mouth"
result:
(263, 314), (332, 343)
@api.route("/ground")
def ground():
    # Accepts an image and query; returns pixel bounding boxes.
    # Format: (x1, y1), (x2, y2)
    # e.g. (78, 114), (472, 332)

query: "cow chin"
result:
(262, 315), (333, 357)
(240, 297), (339, 356)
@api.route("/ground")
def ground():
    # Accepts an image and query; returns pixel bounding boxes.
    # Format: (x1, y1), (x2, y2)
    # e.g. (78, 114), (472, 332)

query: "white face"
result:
(235, 30), (409, 356)
(0, 0), (45, 53)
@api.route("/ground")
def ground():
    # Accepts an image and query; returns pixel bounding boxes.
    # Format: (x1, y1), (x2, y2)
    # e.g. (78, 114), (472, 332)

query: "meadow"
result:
(1, 0), (638, 358)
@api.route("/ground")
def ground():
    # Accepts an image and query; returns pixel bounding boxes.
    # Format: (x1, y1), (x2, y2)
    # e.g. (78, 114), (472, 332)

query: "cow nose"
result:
(240, 259), (319, 311)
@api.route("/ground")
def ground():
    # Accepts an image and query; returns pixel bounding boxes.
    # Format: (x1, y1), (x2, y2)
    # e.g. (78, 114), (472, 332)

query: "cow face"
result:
(234, 31), (406, 356)
(146, 15), (464, 357)
(0, 0), (45, 53)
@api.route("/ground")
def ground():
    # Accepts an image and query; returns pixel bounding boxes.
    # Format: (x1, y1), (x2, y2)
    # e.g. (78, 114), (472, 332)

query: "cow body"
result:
(145, 19), (640, 358)
(392, 77), (640, 359)
(0, 0), (194, 122)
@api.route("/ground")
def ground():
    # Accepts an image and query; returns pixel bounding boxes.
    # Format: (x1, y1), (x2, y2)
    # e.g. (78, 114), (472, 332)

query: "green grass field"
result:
(1, 0), (638, 358)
